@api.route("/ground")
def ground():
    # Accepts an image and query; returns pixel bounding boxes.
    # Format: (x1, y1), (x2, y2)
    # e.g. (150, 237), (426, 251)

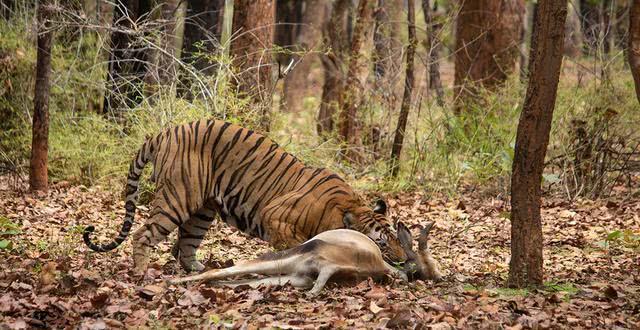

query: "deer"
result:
(168, 222), (443, 295)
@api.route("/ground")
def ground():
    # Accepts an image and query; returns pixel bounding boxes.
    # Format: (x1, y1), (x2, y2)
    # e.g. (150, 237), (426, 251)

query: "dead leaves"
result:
(1, 182), (639, 328)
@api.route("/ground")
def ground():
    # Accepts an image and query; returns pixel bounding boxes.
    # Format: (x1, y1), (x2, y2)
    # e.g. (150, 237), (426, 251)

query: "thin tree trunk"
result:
(564, 0), (584, 58)
(390, 0), (416, 176)
(373, 0), (403, 107)
(181, 0), (224, 73)
(318, 0), (350, 136)
(282, 0), (328, 113)
(454, 0), (524, 113)
(274, 0), (303, 65)
(509, 0), (567, 288)
(230, 0), (276, 131)
(102, 0), (153, 116)
(144, 0), (181, 98)
(519, 1), (534, 81)
(338, 0), (376, 160)
(579, 0), (600, 55)
(178, 0), (224, 98)
(30, 0), (53, 192)
(628, 0), (640, 104)
(422, 0), (444, 106)
(1, 0), (14, 19)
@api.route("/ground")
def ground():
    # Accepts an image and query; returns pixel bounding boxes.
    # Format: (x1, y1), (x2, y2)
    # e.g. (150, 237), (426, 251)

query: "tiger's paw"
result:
(181, 260), (205, 273)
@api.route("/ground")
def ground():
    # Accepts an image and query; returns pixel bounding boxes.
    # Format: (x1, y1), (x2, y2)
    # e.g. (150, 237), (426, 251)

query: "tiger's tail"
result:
(83, 138), (155, 252)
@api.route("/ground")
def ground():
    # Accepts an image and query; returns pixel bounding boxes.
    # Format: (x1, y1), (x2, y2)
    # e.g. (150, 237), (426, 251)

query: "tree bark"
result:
(181, 0), (223, 74)
(144, 0), (181, 97)
(274, 0), (303, 65)
(564, 0), (583, 58)
(509, 0), (567, 288)
(422, 0), (444, 107)
(373, 0), (403, 107)
(629, 0), (640, 104)
(318, 0), (351, 136)
(1, 0), (14, 19)
(389, 0), (416, 177)
(579, 0), (600, 55)
(230, 0), (276, 131)
(282, 0), (329, 113)
(178, 0), (224, 98)
(454, 0), (524, 112)
(102, 0), (153, 116)
(338, 0), (376, 160)
(30, 0), (53, 192)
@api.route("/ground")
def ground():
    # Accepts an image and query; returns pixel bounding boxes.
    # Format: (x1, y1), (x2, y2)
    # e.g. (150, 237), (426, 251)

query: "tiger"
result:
(83, 119), (408, 273)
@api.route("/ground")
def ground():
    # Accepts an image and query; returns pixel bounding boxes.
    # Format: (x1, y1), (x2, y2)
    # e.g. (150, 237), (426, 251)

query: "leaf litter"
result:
(0, 177), (638, 328)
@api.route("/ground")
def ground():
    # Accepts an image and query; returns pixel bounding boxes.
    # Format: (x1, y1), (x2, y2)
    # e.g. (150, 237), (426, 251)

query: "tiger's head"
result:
(343, 200), (409, 264)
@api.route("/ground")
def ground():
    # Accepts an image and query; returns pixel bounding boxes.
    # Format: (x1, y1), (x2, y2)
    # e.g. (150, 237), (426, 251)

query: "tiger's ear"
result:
(343, 212), (354, 229)
(373, 200), (387, 215)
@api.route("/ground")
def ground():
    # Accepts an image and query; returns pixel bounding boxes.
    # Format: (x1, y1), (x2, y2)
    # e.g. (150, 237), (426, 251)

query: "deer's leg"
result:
(171, 201), (218, 272)
(383, 262), (408, 281)
(308, 266), (337, 295)
(215, 275), (314, 289)
(168, 255), (301, 285)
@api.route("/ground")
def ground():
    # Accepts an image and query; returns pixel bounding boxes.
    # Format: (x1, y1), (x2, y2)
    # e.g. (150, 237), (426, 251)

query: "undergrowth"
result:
(1, 6), (638, 200)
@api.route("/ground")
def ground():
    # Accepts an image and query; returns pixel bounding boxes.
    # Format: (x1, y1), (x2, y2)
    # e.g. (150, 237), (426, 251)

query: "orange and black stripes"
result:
(82, 120), (406, 271)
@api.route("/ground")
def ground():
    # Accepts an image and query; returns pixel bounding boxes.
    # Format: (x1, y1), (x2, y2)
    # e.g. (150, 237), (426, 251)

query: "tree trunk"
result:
(628, 0), (640, 104)
(30, 0), (53, 192)
(373, 0), (403, 107)
(179, 0), (224, 98)
(422, 0), (444, 107)
(338, 0), (376, 160)
(509, 0), (567, 288)
(181, 0), (223, 73)
(318, 0), (351, 136)
(144, 0), (181, 97)
(282, 0), (329, 113)
(1, 0), (14, 19)
(454, 0), (524, 112)
(230, 0), (276, 131)
(102, 0), (153, 116)
(564, 0), (583, 58)
(274, 0), (303, 65)
(579, 0), (600, 55)
(390, 0), (416, 177)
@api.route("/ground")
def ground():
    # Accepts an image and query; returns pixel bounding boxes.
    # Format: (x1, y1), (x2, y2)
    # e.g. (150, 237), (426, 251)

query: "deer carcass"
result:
(168, 222), (443, 295)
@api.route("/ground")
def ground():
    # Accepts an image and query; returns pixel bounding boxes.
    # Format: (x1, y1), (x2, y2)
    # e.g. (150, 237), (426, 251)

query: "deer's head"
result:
(396, 221), (443, 282)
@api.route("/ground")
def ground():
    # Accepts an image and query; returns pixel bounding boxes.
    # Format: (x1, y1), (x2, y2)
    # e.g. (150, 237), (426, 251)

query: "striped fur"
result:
(83, 119), (407, 272)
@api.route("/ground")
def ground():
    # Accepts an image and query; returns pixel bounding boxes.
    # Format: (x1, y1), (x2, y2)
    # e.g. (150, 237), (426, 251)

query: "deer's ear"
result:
(373, 199), (387, 215)
(396, 221), (413, 250)
(419, 222), (435, 250)
(343, 212), (354, 229)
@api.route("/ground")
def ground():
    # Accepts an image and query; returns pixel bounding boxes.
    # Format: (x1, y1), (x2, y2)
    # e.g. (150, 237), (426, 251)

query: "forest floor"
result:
(0, 176), (639, 329)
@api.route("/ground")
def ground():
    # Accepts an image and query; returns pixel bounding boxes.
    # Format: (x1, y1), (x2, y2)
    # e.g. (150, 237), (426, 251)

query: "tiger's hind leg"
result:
(171, 201), (218, 272)
(132, 186), (201, 273)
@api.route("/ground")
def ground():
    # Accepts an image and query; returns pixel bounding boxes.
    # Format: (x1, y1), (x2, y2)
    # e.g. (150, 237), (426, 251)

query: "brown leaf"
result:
(369, 300), (384, 314)
(137, 284), (164, 301)
(364, 287), (386, 300)
(38, 262), (57, 288)
(603, 285), (618, 299)
(178, 289), (208, 306)
(90, 291), (111, 309)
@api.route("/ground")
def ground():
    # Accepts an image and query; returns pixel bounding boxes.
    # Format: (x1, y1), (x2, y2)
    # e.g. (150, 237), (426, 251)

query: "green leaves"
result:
(0, 216), (20, 250)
